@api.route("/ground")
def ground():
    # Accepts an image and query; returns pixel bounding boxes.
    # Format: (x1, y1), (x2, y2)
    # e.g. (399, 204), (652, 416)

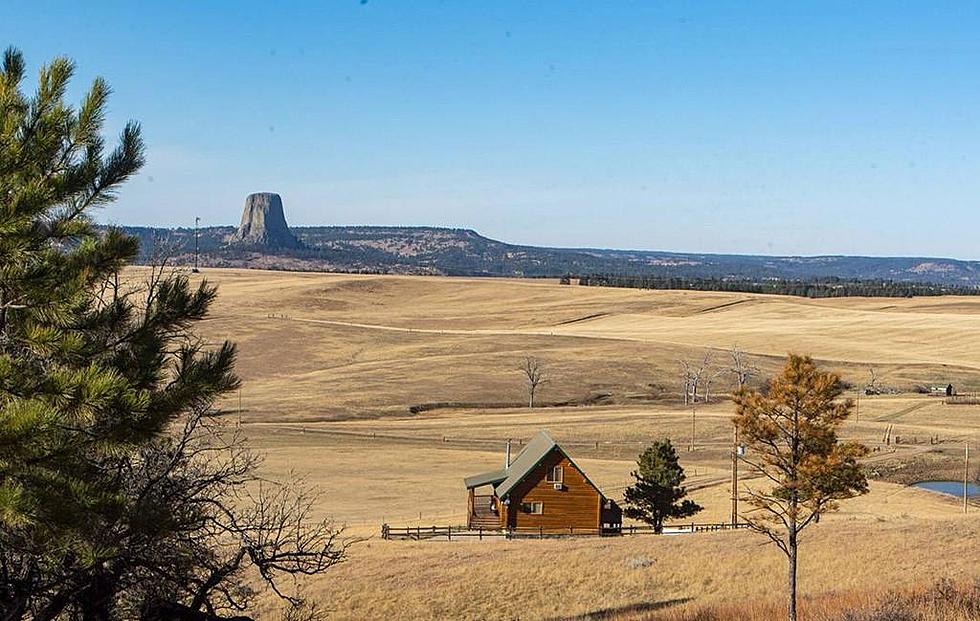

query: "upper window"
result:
(546, 465), (563, 483)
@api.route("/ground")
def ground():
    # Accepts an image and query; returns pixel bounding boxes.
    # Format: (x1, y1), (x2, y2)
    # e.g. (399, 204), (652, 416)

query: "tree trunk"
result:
(528, 388), (534, 408)
(1, 593), (29, 621)
(787, 526), (798, 621)
(80, 570), (116, 621)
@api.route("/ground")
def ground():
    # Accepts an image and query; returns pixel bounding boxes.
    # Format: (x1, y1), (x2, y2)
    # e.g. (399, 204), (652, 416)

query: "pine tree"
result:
(1, 47), (343, 620)
(733, 354), (868, 621)
(1, 45), (157, 537)
(622, 439), (702, 534)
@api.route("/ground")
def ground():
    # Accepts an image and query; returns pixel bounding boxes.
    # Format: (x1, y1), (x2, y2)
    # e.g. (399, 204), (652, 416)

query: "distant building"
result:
(464, 431), (621, 533)
(927, 383), (957, 397)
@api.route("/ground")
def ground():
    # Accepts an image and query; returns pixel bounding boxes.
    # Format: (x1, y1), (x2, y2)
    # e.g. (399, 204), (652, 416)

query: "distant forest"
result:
(113, 224), (980, 289)
(577, 274), (980, 298)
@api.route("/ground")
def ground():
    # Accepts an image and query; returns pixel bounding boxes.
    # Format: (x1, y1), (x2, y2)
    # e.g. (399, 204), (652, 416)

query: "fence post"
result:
(416, 525), (420, 540)
(539, 525), (543, 538)
(448, 525), (452, 541)
(479, 527), (483, 541)
(381, 523), (389, 540)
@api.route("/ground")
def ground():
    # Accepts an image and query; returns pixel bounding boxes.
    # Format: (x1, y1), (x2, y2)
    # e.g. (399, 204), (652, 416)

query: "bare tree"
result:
(680, 361), (692, 405)
(520, 357), (545, 408)
(103, 408), (348, 620)
(702, 367), (729, 404)
(678, 350), (715, 451)
(866, 366), (879, 395)
(678, 350), (713, 405)
(728, 344), (758, 391)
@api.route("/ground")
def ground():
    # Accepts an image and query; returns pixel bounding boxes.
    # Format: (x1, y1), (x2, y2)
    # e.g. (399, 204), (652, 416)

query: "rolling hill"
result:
(117, 224), (980, 285)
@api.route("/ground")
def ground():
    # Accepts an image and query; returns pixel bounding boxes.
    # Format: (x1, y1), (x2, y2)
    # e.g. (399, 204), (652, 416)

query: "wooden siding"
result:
(503, 448), (601, 531)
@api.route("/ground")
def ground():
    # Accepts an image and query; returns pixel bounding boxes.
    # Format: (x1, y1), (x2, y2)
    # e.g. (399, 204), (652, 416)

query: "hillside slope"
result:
(117, 224), (980, 284)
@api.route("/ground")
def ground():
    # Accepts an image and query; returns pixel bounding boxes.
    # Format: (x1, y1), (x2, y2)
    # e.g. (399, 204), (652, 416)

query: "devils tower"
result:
(232, 192), (302, 248)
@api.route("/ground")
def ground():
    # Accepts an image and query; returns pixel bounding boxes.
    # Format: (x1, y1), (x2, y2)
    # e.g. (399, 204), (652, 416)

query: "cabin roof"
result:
(463, 468), (508, 489)
(492, 430), (559, 498)
(464, 430), (606, 500)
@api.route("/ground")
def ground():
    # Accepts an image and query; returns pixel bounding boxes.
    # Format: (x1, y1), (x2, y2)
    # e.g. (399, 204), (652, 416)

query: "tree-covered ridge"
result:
(578, 274), (980, 298)
(113, 224), (980, 286)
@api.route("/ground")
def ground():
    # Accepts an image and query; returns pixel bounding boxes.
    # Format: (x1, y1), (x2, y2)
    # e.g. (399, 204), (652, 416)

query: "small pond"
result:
(912, 480), (979, 497)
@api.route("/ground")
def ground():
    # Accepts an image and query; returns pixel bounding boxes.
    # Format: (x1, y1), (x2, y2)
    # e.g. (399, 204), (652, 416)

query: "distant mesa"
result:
(231, 192), (303, 249)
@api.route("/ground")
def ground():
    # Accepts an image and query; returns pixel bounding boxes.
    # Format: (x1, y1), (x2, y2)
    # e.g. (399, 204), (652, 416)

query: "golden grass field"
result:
(170, 268), (980, 620)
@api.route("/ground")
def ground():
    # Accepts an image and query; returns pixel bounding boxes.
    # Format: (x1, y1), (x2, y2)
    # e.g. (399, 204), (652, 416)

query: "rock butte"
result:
(231, 192), (302, 249)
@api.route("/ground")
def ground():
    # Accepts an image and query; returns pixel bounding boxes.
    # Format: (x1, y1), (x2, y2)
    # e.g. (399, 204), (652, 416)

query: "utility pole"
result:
(689, 402), (697, 452)
(193, 216), (200, 273)
(731, 424), (739, 526)
(966, 443), (971, 514)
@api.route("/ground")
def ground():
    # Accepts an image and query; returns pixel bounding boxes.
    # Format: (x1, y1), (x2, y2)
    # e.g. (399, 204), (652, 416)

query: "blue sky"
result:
(3, 2), (980, 257)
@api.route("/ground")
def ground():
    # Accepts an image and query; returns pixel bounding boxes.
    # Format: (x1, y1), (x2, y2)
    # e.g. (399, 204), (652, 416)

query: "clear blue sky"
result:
(4, 2), (980, 257)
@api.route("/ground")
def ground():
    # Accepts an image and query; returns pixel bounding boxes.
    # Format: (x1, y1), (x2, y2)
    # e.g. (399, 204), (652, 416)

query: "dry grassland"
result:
(157, 268), (980, 620)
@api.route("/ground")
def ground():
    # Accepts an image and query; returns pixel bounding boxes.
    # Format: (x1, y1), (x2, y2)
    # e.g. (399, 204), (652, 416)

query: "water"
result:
(913, 480), (980, 497)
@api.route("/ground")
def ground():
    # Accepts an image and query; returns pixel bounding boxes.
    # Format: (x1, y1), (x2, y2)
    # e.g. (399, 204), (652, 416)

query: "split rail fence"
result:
(381, 522), (748, 541)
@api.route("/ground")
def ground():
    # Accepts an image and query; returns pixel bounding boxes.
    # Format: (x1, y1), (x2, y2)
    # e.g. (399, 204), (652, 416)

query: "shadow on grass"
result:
(545, 597), (693, 621)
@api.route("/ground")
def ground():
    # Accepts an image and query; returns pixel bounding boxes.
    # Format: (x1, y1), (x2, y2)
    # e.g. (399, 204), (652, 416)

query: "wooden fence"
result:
(381, 522), (748, 541)
(945, 393), (980, 405)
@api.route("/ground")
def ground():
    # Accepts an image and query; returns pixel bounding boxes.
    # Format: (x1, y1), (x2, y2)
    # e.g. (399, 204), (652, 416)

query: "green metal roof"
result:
(463, 430), (606, 501)
(463, 468), (508, 489)
(491, 431), (559, 499)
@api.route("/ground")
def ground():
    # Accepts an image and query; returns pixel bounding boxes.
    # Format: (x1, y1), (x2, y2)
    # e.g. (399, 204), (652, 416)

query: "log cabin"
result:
(464, 430), (622, 533)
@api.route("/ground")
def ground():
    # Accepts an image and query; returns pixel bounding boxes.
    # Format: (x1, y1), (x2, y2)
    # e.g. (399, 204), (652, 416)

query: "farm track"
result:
(695, 299), (752, 314)
(875, 401), (931, 422)
(251, 313), (980, 374)
(556, 312), (610, 325)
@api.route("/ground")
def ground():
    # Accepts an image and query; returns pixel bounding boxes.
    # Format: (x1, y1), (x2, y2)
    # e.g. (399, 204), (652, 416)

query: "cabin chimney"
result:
(505, 439), (512, 468)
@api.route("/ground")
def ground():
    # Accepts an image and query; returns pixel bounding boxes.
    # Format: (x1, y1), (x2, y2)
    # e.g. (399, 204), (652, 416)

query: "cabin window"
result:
(546, 466), (563, 483)
(521, 501), (544, 514)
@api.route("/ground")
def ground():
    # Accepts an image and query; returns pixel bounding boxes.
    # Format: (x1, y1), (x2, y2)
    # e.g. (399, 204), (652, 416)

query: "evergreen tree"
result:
(0, 45), (161, 542)
(622, 439), (702, 534)
(0, 47), (343, 620)
(733, 354), (868, 621)
(578, 273), (974, 298)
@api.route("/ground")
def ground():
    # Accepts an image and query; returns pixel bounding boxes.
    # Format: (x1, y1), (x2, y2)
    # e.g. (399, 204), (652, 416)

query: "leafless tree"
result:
(678, 350), (713, 404)
(866, 366), (880, 395)
(702, 367), (729, 404)
(520, 357), (545, 408)
(728, 344), (759, 391)
(116, 408), (348, 620)
(680, 361), (692, 405)
(678, 350), (717, 451)
(0, 406), (349, 621)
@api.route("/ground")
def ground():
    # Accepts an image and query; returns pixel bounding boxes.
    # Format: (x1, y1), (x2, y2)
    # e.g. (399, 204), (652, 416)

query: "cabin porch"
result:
(467, 488), (502, 529)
